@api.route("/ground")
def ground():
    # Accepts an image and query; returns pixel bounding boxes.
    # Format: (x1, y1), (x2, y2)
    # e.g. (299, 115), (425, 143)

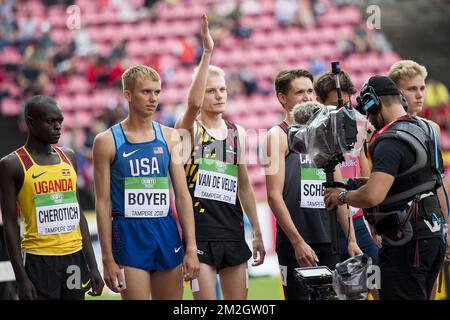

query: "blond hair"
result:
(122, 65), (160, 91)
(388, 60), (428, 86)
(192, 65), (225, 81)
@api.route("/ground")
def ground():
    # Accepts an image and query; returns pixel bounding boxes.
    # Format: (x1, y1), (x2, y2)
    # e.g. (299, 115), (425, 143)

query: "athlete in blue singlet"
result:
(93, 65), (199, 300)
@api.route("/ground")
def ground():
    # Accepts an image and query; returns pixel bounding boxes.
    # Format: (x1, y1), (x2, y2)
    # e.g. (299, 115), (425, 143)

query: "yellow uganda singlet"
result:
(16, 146), (82, 255)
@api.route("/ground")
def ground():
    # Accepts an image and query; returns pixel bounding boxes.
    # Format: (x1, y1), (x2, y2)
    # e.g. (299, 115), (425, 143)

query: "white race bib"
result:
(124, 177), (170, 218)
(194, 159), (238, 205)
(300, 167), (326, 209)
(35, 191), (80, 235)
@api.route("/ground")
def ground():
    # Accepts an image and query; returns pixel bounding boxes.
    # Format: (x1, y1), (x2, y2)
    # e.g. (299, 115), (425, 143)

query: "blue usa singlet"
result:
(110, 121), (183, 271)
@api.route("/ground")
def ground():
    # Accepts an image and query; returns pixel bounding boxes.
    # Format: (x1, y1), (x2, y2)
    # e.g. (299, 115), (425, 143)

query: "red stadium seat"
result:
(1, 98), (21, 116)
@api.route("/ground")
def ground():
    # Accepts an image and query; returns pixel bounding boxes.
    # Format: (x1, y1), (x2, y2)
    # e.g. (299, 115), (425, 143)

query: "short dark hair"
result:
(275, 69), (313, 95)
(379, 95), (401, 107)
(314, 70), (356, 101)
(24, 95), (57, 119)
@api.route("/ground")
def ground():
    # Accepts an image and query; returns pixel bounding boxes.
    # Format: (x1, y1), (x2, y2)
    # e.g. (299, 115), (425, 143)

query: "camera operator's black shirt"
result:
(371, 138), (442, 240)
(371, 138), (415, 183)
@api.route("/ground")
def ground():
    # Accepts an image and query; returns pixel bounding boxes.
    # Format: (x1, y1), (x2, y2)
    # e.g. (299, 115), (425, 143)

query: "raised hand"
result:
(201, 13), (214, 53)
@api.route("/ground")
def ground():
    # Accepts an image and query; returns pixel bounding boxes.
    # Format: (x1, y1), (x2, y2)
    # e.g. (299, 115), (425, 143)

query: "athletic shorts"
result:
(276, 242), (335, 300)
(112, 215), (184, 272)
(196, 241), (252, 271)
(23, 250), (90, 300)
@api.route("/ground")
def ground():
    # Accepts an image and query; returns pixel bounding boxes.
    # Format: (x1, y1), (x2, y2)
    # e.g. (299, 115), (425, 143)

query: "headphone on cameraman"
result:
(399, 92), (409, 111)
(356, 83), (381, 115)
(357, 82), (409, 114)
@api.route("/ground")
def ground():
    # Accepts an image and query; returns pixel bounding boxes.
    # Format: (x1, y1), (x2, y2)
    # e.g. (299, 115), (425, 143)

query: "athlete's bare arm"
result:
(175, 14), (213, 152)
(63, 147), (104, 296)
(235, 125), (265, 266)
(333, 168), (362, 257)
(163, 126), (200, 280)
(263, 128), (319, 267)
(0, 153), (37, 299)
(92, 130), (123, 293)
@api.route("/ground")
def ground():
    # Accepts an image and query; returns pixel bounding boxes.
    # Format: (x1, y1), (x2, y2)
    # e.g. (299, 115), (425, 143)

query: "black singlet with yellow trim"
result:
(185, 120), (245, 241)
(278, 121), (331, 245)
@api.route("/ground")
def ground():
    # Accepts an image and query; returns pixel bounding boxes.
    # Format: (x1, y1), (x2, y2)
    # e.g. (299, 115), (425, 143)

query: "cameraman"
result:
(388, 60), (449, 261)
(314, 70), (380, 267)
(324, 76), (446, 300)
(264, 70), (361, 300)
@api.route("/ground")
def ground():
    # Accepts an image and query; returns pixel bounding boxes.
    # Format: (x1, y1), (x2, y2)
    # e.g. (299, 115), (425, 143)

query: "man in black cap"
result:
(324, 75), (446, 300)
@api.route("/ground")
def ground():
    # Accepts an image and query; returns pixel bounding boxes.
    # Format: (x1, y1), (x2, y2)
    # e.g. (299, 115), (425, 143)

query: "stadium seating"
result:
(0, 0), (403, 201)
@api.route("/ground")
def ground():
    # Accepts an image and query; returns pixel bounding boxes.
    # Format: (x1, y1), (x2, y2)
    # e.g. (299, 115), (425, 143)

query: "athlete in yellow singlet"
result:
(0, 95), (104, 300)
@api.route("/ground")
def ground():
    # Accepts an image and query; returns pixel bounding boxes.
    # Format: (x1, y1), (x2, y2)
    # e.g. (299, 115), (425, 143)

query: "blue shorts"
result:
(112, 215), (184, 272)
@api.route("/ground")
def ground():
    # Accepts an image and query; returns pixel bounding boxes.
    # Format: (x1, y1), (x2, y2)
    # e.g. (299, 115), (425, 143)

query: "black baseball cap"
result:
(362, 75), (400, 97)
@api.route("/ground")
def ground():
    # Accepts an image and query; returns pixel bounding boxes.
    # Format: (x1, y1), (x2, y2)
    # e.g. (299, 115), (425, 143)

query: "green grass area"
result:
(87, 276), (282, 300)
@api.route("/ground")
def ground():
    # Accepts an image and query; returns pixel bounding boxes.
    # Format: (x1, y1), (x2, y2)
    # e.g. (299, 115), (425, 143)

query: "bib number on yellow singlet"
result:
(34, 191), (80, 235)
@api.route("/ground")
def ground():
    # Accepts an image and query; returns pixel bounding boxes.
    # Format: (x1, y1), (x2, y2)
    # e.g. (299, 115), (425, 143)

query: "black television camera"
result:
(295, 254), (373, 300)
(287, 62), (367, 170)
(287, 104), (363, 169)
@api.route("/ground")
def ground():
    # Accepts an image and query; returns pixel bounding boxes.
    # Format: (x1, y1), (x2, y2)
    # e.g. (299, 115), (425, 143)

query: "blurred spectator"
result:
(352, 24), (369, 53)
(367, 31), (392, 54)
(144, 0), (160, 8)
(174, 37), (197, 67)
(227, 67), (245, 98)
(0, 0), (16, 48)
(110, 0), (140, 22)
(206, 3), (232, 44)
(275, 0), (298, 27)
(142, 0), (162, 21)
(85, 53), (109, 88)
(298, 0), (315, 27)
(52, 42), (75, 79)
(233, 20), (252, 39)
(74, 27), (95, 57)
(311, 0), (327, 17)
(241, 0), (262, 15)
(336, 29), (355, 57)
(37, 22), (54, 55)
(16, 9), (37, 53)
(238, 65), (258, 96)
(425, 78), (450, 108)
(215, 0), (239, 19)
(17, 53), (45, 95)
(144, 52), (161, 73)
(158, 103), (177, 127)
(309, 57), (326, 77)
(109, 40), (126, 62)
(108, 59), (124, 87)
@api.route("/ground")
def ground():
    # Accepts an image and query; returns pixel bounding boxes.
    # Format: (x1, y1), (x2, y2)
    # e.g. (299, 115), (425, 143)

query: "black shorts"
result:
(276, 242), (335, 300)
(196, 241), (252, 271)
(24, 250), (91, 300)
